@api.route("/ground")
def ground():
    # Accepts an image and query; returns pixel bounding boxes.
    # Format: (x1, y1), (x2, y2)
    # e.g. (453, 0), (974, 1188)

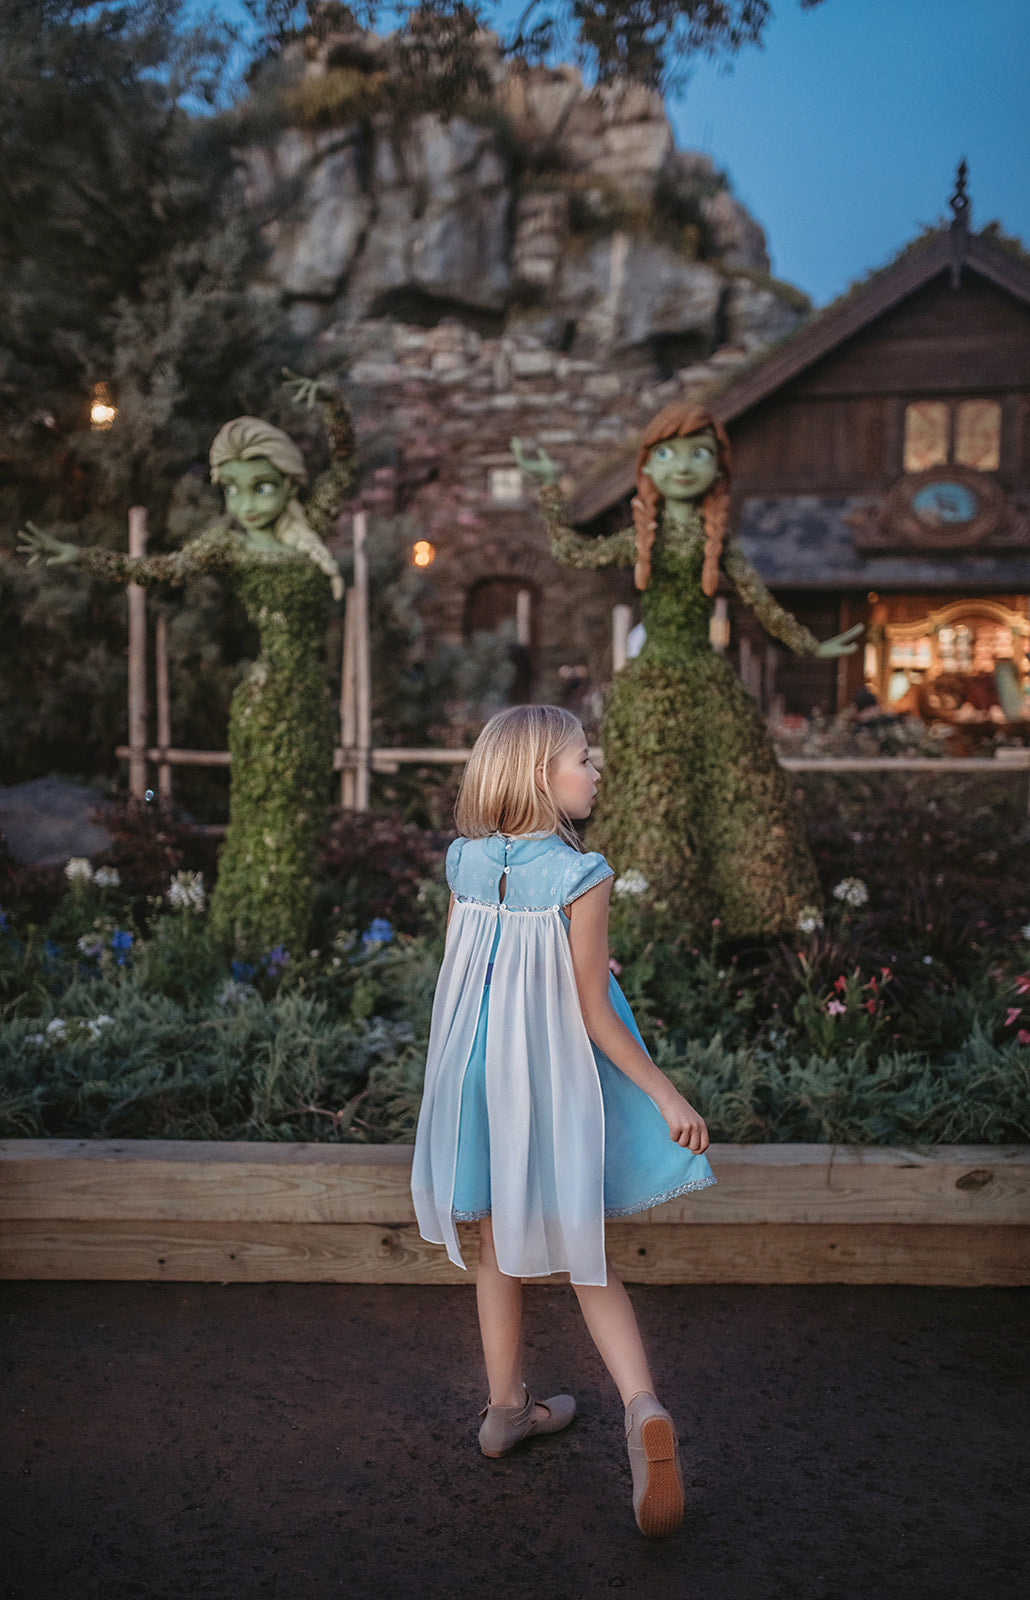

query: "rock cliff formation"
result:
(233, 28), (810, 715)
(239, 27), (804, 361)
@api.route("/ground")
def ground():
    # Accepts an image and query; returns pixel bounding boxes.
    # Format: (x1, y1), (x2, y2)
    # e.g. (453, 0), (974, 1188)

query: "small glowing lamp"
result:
(90, 383), (117, 430)
(412, 540), (436, 568)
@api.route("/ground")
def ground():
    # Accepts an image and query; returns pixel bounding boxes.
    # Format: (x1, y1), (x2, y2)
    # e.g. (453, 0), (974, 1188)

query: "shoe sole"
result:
(635, 1416), (684, 1538)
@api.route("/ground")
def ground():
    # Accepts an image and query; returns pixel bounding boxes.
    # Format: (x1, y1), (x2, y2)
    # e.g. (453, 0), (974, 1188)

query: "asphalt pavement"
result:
(2, 1280), (1026, 1600)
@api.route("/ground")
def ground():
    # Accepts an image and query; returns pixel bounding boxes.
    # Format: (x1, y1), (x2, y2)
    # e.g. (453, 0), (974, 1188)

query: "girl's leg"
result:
(572, 1256), (656, 1405)
(475, 1218), (549, 1418)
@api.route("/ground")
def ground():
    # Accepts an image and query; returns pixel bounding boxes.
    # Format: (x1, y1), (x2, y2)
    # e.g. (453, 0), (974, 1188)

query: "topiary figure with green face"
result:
(513, 404), (862, 939)
(20, 377), (354, 960)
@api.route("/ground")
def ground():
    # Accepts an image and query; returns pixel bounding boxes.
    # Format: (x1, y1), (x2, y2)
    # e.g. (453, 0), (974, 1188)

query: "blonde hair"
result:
(209, 416), (344, 601)
(454, 705), (586, 849)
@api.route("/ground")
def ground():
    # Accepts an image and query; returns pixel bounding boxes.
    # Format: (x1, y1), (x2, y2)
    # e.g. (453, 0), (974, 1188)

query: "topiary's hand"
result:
(281, 367), (335, 409)
(511, 436), (559, 485)
(17, 522), (80, 567)
(815, 622), (865, 658)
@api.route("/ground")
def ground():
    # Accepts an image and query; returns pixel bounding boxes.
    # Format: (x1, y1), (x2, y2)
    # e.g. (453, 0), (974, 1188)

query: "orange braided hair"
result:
(631, 403), (732, 596)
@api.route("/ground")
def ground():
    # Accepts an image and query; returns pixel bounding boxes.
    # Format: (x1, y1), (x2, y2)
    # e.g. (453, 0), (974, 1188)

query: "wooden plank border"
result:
(2, 1141), (1027, 1286)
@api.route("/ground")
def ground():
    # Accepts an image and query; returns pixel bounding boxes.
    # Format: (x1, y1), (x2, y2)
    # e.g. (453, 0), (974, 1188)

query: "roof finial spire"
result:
(949, 158), (971, 287)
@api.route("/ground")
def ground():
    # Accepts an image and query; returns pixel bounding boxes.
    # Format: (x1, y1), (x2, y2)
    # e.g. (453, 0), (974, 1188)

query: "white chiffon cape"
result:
(411, 900), (609, 1287)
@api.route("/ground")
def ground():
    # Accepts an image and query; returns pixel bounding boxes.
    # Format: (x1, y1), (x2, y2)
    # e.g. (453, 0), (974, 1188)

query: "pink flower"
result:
(833, 975), (847, 994)
(1014, 974), (1030, 995)
(608, 958), (622, 976)
(864, 999), (877, 1015)
(827, 999), (847, 1016)
(1018, 1029), (1030, 1045)
(711, 917), (721, 927)
(1005, 1007), (1022, 1027)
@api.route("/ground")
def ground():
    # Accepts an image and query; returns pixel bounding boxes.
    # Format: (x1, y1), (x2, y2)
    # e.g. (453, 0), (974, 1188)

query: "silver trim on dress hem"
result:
(453, 1172), (717, 1225)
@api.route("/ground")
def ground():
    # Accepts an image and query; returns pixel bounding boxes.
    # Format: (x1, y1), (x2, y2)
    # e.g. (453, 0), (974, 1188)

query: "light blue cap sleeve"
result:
(445, 837), (465, 893)
(564, 848), (614, 905)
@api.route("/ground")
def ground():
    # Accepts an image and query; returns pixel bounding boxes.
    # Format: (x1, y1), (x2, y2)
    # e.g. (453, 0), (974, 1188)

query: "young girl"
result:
(411, 705), (716, 1538)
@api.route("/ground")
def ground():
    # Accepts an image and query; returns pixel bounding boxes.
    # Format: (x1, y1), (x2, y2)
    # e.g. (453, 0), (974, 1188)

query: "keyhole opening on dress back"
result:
(498, 871), (507, 904)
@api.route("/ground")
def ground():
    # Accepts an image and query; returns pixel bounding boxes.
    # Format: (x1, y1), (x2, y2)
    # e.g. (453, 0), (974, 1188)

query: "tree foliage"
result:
(242, 0), (827, 92)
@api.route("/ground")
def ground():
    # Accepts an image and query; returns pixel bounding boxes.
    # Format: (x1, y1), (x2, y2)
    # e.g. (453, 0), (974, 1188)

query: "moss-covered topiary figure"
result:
(20, 377), (355, 959)
(513, 406), (862, 939)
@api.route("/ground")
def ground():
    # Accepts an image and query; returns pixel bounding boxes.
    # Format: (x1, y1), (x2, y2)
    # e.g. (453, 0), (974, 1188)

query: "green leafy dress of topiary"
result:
(535, 462), (831, 939)
(207, 553), (336, 957)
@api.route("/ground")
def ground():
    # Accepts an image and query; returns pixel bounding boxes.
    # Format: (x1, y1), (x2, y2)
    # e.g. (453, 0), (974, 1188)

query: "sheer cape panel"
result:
(411, 900), (609, 1286)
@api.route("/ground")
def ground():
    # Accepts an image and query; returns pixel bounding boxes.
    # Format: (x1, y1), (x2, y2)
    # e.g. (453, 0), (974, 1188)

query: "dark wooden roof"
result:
(568, 225), (1030, 524)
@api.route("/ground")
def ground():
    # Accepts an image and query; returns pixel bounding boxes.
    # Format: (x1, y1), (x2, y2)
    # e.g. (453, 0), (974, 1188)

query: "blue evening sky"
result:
(210, 0), (1029, 307)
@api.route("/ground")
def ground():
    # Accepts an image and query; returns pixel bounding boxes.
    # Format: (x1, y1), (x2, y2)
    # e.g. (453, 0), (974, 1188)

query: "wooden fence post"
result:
(126, 507), (148, 800)
(339, 587), (357, 809)
(612, 603), (631, 673)
(353, 510), (371, 812)
(154, 611), (172, 804)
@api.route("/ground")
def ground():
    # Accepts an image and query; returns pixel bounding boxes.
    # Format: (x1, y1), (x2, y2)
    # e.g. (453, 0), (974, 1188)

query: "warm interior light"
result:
(90, 383), (116, 430)
(412, 540), (436, 567)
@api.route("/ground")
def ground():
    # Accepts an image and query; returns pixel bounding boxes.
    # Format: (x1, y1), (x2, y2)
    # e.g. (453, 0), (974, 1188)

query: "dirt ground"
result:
(1, 1280), (1027, 1600)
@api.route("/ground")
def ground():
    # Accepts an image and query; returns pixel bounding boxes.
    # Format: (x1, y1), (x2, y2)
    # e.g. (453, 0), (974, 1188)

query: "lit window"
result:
(489, 467), (523, 502)
(954, 400), (1001, 470)
(411, 540), (436, 567)
(903, 398), (1002, 473)
(903, 402), (948, 471)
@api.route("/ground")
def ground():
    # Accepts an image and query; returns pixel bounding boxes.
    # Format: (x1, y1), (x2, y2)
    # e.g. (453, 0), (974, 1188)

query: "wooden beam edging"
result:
(1, 1141), (1027, 1286)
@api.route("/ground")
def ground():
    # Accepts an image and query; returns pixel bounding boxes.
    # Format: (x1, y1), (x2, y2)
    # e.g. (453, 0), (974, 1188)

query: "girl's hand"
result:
(657, 1091), (710, 1153)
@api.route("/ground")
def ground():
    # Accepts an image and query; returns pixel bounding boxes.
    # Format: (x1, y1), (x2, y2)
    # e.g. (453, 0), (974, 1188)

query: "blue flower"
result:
(110, 929), (134, 966)
(264, 945), (289, 975)
(0, 907), (7, 930)
(361, 918), (394, 946)
(43, 938), (62, 962)
(231, 960), (256, 983)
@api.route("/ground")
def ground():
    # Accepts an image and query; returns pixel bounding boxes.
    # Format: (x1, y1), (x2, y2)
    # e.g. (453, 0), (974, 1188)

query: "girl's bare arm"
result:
(566, 878), (709, 1152)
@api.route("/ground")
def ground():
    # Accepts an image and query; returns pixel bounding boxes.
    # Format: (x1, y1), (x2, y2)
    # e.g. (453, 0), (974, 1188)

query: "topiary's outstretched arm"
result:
(40, 524), (243, 589)
(539, 484), (636, 569)
(721, 537), (822, 656)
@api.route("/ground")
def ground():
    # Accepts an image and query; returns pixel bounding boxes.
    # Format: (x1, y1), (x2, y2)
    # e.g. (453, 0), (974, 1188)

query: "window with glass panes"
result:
(903, 399), (1002, 473)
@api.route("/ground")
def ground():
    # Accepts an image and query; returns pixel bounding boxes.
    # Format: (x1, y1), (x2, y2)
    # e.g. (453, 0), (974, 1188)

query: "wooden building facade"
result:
(568, 177), (1030, 736)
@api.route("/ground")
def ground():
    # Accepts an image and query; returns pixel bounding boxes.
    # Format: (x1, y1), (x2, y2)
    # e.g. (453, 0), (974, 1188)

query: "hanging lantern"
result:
(412, 540), (436, 568)
(90, 383), (117, 430)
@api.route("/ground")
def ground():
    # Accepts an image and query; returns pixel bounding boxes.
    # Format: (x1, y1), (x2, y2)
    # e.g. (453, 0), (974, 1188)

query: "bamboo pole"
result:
(353, 509), (371, 812)
(126, 508), (148, 800)
(154, 611), (172, 804)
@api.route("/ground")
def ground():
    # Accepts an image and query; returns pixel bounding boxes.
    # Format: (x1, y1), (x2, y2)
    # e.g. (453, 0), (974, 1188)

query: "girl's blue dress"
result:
(411, 832), (716, 1286)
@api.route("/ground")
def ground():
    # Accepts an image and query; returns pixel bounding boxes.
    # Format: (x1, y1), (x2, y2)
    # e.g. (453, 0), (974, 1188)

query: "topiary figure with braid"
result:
(513, 404), (862, 939)
(20, 375), (355, 960)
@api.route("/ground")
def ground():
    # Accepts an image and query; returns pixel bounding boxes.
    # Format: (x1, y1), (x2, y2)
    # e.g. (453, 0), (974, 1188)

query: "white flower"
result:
(166, 870), (206, 912)
(86, 1014), (115, 1039)
(92, 866), (121, 889)
(613, 870), (648, 897)
(796, 906), (824, 934)
(832, 877), (869, 908)
(76, 935), (104, 958)
(64, 858), (93, 886)
(31, 1018), (69, 1044)
(1021, 924), (1030, 942)
(215, 977), (254, 1008)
